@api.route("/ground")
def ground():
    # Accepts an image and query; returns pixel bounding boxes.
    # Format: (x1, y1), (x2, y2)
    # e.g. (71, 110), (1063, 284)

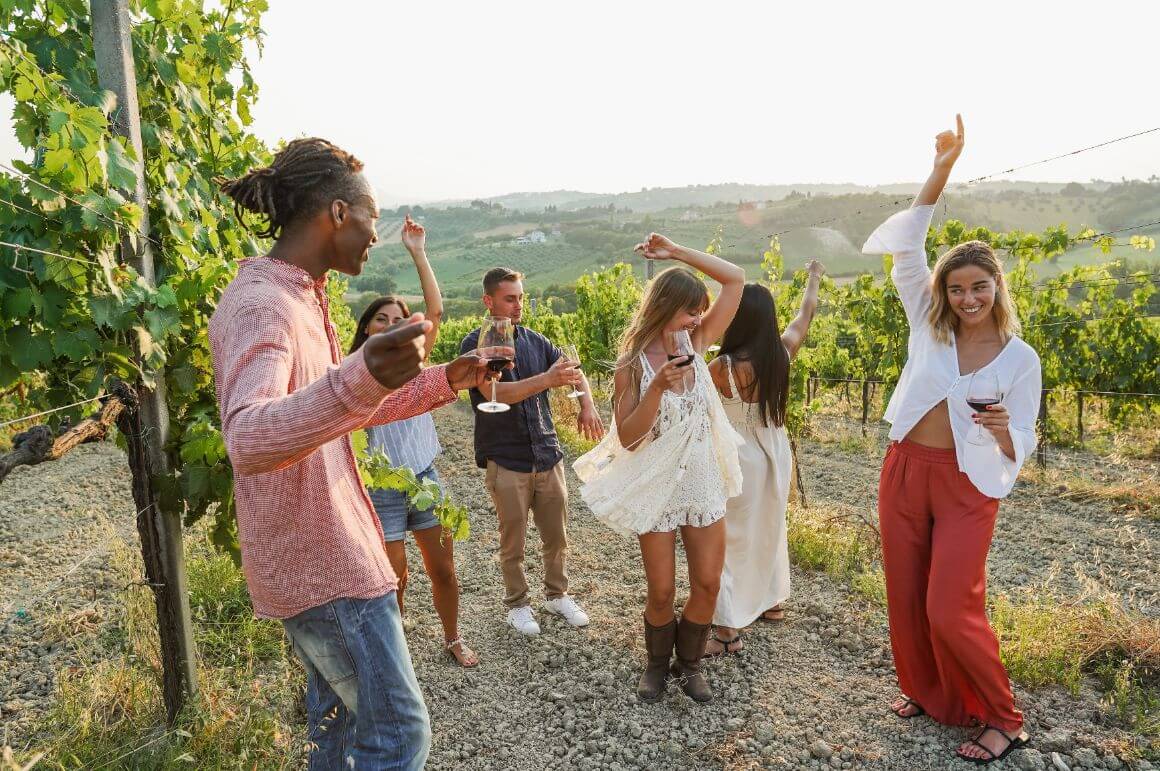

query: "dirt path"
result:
(0, 405), (1153, 769)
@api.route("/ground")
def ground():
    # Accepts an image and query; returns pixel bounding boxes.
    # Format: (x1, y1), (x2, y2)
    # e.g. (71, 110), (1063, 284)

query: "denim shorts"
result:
(368, 464), (442, 542)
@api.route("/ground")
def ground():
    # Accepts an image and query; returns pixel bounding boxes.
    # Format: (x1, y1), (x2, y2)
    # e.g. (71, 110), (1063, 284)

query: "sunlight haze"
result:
(3, 0), (1158, 203)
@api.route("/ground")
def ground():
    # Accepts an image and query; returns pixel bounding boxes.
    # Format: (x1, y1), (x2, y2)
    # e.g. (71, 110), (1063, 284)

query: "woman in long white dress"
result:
(574, 232), (745, 704)
(703, 265), (824, 656)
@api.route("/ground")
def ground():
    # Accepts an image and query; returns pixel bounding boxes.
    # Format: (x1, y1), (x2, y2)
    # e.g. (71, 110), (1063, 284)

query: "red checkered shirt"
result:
(209, 257), (455, 619)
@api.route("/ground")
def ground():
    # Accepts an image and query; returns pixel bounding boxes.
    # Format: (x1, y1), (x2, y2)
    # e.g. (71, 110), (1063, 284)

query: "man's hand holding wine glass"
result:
(544, 357), (583, 389)
(362, 311), (504, 393)
(446, 349), (507, 392)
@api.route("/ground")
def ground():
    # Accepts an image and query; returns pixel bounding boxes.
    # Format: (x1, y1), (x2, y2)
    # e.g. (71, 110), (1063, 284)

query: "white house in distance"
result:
(514, 230), (548, 245)
(679, 210), (701, 222)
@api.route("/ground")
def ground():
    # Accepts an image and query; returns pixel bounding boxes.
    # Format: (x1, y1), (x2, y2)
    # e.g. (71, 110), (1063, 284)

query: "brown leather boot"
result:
(670, 616), (713, 702)
(637, 616), (676, 703)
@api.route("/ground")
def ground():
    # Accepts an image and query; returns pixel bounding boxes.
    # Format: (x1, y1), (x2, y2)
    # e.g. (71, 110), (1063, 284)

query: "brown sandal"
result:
(702, 629), (743, 658)
(445, 637), (479, 668)
(759, 605), (786, 622)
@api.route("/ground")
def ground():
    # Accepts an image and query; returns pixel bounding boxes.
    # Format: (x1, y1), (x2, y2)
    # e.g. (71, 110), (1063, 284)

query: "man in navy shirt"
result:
(460, 267), (604, 635)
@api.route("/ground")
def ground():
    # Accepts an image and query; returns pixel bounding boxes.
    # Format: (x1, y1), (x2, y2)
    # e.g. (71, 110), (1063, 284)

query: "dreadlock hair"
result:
(218, 138), (369, 239)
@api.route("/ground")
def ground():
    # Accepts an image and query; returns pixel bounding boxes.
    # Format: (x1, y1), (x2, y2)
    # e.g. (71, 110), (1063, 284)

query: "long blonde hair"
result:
(616, 267), (710, 379)
(927, 240), (1020, 344)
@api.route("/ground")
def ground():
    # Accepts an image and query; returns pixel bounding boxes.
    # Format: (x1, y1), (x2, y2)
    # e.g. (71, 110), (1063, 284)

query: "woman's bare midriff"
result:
(903, 400), (956, 449)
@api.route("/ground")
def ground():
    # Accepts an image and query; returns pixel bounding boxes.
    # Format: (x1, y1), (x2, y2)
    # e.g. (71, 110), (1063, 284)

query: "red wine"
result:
(668, 354), (694, 367)
(967, 398), (1000, 412)
(487, 358), (512, 373)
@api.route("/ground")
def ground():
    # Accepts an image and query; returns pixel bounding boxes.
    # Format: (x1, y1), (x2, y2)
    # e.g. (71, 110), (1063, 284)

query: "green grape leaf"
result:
(7, 325), (53, 370)
(52, 328), (98, 361)
(2, 288), (34, 319)
(105, 138), (139, 191)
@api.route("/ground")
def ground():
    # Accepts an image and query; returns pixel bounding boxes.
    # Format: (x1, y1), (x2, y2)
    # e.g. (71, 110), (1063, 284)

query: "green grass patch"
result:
(991, 596), (1159, 751)
(786, 501), (880, 586)
(26, 529), (303, 769)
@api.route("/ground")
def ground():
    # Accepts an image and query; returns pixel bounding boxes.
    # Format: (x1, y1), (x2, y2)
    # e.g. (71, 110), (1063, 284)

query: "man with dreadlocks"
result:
(210, 138), (496, 770)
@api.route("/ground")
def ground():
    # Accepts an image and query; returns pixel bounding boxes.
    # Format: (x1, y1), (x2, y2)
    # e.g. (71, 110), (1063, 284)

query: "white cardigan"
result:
(862, 205), (1041, 499)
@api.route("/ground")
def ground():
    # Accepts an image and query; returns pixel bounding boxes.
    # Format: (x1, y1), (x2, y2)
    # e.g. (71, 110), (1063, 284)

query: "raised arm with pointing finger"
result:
(914, 112), (964, 207)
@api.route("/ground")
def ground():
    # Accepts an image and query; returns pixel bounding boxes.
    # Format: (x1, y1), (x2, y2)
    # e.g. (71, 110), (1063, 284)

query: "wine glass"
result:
(965, 371), (1001, 445)
(666, 329), (696, 393)
(561, 344), (585, 399)
(666, 329), (696, 367)
(476, 316), (515, 414)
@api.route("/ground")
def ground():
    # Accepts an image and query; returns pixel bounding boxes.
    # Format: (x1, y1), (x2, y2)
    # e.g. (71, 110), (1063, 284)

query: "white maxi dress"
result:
(712, 355), (793, 628)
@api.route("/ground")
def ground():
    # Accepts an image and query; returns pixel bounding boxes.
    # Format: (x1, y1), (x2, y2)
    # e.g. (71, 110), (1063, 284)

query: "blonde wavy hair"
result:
(616, 267), (710, 383)
(928, 240), (1020, 344)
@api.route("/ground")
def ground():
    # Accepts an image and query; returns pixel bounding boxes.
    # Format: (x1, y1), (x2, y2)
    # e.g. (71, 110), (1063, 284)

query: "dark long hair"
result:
(718, 283), (790, 428)
(349, 296), (412, 354)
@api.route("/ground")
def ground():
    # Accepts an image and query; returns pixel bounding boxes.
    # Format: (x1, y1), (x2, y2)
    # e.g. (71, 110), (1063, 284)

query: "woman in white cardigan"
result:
(862, 115), (1039, 766)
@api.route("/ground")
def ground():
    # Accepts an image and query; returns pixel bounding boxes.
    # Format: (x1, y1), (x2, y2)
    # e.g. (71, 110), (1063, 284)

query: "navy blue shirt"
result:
(459, 326), (564, 472)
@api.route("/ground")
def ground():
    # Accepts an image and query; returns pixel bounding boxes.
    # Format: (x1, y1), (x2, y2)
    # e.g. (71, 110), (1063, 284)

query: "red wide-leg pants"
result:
(877, 439), (1022, 731)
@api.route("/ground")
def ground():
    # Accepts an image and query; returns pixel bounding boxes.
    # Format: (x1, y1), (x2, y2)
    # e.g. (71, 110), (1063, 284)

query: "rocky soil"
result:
(0, 403), (1155, 769)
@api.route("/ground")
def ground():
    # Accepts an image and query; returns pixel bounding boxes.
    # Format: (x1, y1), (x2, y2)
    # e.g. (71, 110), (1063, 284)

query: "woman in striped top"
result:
(350, 215), (479, 668)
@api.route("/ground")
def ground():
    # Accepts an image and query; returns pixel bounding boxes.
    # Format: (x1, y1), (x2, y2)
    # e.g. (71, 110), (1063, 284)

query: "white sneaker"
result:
(543, 595), (590, 627)
(507, 605), (541, 636)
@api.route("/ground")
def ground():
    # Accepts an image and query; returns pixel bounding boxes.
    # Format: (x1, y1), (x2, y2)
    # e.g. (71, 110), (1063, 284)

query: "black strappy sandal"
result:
(702, 629), (743, 658)
(955, 725), (1029, 765)
(890, 696), (926, 719)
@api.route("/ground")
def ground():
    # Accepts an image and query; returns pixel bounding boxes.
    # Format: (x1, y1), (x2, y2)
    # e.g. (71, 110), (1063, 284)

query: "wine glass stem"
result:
(491, 378), (498, 405)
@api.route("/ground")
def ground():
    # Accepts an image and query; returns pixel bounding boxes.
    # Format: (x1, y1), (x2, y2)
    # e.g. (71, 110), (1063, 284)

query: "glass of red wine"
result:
(476, 316), (515, 414)
(666, 329), (696, 393)
(666, 329), (696, 368)
(965, 371), (1001, 445)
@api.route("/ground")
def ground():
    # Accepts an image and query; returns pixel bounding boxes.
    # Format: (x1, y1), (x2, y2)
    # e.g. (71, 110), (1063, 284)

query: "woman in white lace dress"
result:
(574, 233), (745, 703)
(703, 266), (823, 657)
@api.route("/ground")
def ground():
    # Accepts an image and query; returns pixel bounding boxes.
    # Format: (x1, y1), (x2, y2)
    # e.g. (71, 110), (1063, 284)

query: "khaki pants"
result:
(484, 460), (569, 609)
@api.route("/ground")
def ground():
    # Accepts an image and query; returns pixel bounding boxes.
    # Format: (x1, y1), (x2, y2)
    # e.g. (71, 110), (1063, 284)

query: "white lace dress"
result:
(573, 352), (744, 535)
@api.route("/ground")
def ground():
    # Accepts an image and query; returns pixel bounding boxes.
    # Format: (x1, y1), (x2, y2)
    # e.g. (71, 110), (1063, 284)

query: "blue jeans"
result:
(282, 593), (431, 770)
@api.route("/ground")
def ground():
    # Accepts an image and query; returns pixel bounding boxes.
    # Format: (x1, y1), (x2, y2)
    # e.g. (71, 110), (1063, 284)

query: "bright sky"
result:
(3, 0), (1159, 203)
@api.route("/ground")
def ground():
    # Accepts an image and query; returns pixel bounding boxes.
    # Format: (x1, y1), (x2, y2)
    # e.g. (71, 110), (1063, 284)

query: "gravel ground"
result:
(0, 443), (138, 746)
(799, 440), (1160, 617)
(0, 405), (1155, 769)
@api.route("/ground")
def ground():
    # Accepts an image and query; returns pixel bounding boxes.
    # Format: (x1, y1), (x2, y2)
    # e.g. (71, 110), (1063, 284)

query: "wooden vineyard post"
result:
(858, 378), (872, 437)
(805, 372), (814, 407)
(1076, 391), (1084, 446)
(92, 0), (198, 721)
(1036, 388), (1049, 468)
(789, 437), (807, 508)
